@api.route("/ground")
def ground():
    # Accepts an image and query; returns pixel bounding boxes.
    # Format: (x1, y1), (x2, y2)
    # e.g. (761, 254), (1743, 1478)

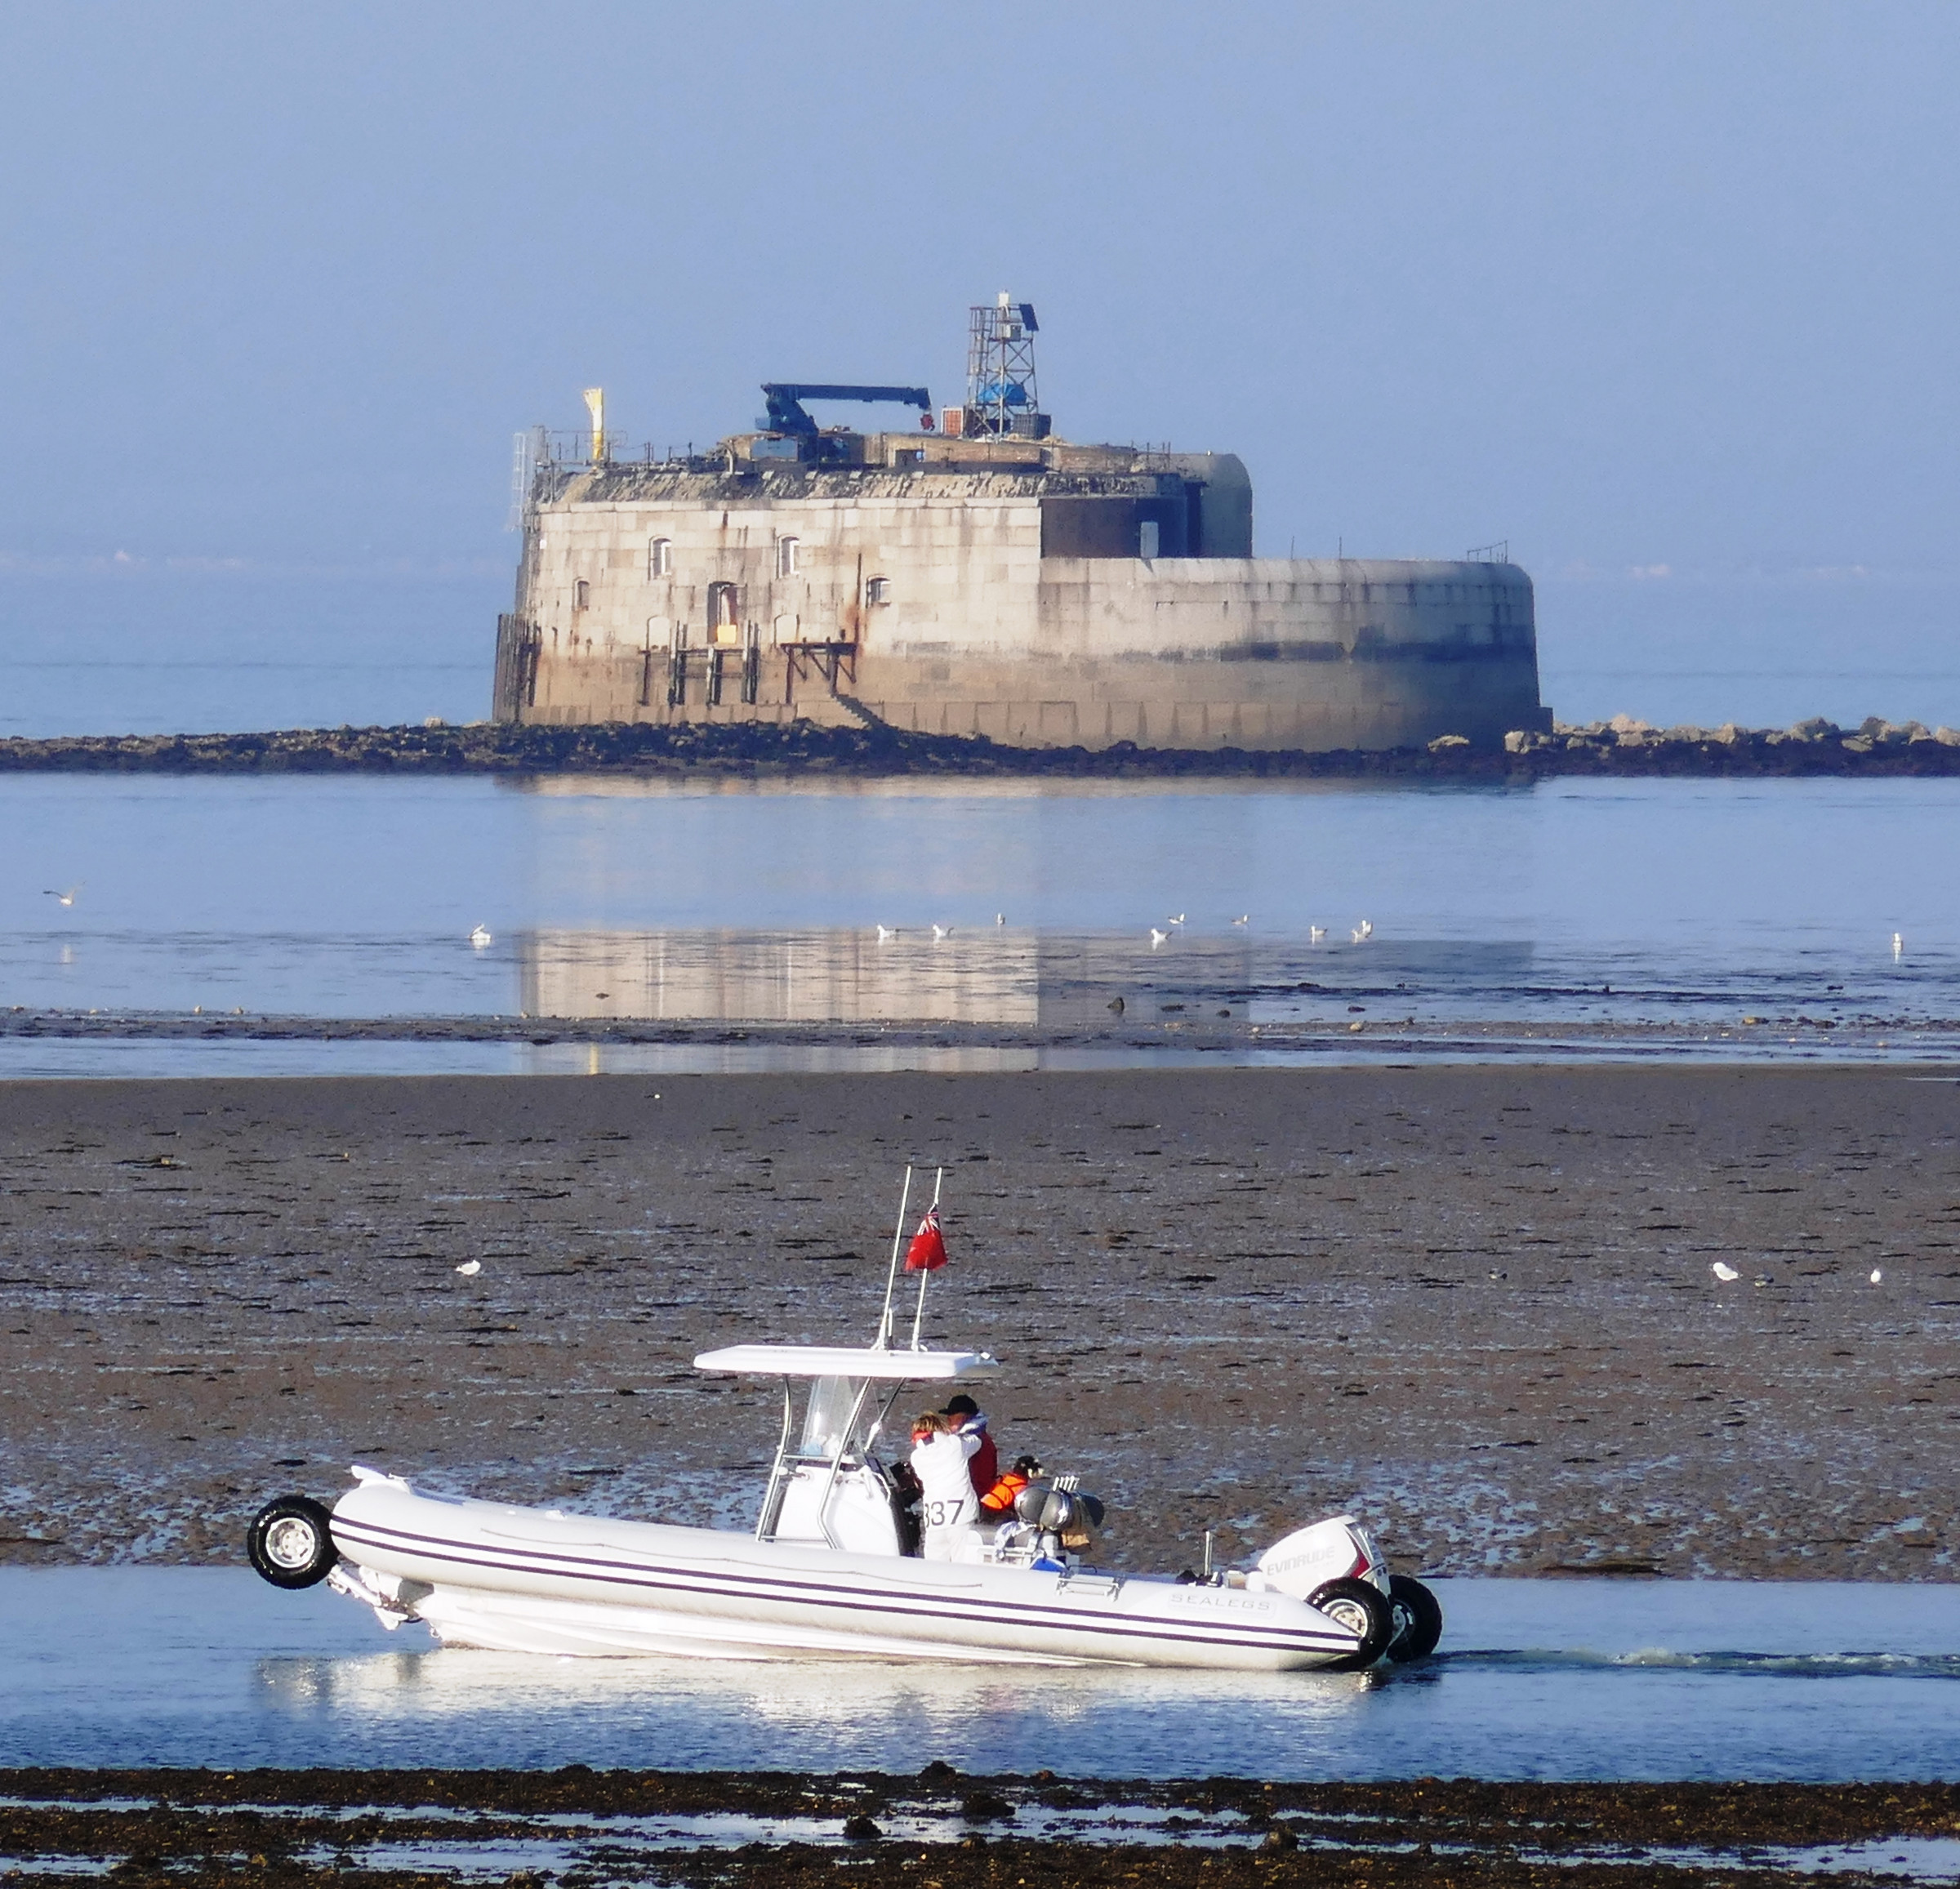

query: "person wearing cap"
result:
(942, 1392), (998, 1496)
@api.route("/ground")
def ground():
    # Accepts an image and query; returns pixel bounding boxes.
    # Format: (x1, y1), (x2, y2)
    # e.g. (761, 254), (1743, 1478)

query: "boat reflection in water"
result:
(255, 1639), (1380, 1775)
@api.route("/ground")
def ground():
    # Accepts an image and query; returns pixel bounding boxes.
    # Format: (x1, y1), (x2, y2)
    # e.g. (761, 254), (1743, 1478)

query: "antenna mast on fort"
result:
(964, 294), (1047, 439)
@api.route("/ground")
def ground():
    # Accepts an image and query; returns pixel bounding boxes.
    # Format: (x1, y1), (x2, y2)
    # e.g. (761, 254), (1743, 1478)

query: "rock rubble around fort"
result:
(1, 714), (1957, 777)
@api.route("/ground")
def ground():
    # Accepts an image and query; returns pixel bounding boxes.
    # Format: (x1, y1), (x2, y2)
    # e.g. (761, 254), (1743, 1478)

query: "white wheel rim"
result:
(265, 1516), (319, 1570)
(1322, 1597), (1372, 1637)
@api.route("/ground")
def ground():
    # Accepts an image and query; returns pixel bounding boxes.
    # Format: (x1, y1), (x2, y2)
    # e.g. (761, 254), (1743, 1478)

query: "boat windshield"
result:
(799, 1375), (877, 1459)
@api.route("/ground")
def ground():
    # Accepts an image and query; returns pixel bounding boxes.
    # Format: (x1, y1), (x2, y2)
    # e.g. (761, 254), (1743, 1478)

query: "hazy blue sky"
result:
(1, 2), (1955, 728)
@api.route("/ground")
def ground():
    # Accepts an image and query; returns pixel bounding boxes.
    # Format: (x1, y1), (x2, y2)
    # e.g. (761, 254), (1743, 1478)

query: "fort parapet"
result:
(494, 427), (1551, 752)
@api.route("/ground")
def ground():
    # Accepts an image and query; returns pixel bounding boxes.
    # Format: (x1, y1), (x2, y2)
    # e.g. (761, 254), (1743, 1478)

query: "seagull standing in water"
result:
(932, 924), (951, 940)
(1149, 928), (1170, 947)
(469, 924), (492, 949)
(1352, 919), (1374, 944)
(876, 924), (897, 941)
(1309, 925), (1327, 943)
(1893, 932), (1904, 960)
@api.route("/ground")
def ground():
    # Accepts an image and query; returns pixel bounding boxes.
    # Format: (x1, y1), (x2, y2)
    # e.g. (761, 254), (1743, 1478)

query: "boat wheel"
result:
(1307, 1575), (1395, 1668)
(247, 1494), (339, 1589)
(1385, 1573), (1445, 1661)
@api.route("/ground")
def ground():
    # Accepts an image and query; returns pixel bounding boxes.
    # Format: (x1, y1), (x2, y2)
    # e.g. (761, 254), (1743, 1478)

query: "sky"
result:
(1, 1), (1955, 729)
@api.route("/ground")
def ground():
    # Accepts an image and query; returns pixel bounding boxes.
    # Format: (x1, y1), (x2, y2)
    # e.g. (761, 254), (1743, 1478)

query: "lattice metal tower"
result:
(964, 293), (1042, 437)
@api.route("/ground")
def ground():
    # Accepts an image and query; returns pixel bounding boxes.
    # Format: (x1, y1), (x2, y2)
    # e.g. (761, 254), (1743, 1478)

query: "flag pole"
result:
(875, 1165), (912, 1349)
(908, 1167), (943, 1351)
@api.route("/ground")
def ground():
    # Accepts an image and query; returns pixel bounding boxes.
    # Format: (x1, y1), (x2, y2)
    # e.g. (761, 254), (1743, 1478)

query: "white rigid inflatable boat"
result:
(247, 1209), (1442, 1671)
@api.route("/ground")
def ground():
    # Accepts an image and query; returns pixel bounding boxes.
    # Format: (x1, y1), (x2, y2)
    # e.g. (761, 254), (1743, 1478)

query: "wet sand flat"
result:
(4, 1766), (1959, 1887)
(2, 1066), (1957, 1577)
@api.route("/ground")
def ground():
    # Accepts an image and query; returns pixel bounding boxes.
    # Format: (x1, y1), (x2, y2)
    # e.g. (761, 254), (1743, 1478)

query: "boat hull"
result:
(328, 1481), (1366, 1671)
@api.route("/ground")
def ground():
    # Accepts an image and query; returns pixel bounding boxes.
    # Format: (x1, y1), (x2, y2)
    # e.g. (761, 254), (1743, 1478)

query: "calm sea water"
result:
(0, 574), (1955, 1070)
(2, 1569), (1958, 1780)
(0, 775), (1952, 1060)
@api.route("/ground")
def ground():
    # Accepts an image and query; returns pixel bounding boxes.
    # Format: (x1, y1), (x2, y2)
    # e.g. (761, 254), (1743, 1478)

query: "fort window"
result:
(1138, 520), (1160, 559)
(648, 537), (672, 579)
(865, 576), (891, 606)
(776, 537), (800, 578)
(574, 579), (590, 611)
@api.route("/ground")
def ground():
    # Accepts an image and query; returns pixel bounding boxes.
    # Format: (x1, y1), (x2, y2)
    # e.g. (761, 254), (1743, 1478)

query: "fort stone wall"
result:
(494, 450), (1549, 751)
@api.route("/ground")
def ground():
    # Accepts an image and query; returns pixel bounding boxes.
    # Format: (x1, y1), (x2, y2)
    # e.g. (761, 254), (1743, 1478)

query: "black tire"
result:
(247, 1494), (338, 1589)
(1386, 1573), (1444, 1662)
(1308, 1575), (1395, 1669)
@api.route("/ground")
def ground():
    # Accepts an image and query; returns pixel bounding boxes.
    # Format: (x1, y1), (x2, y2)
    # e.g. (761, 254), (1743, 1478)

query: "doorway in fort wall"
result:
(707, 582), (742, 647)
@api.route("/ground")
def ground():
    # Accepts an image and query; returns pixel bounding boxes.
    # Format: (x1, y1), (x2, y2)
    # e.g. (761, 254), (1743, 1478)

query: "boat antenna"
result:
(907, 1166), (944, 1351)
(875, 1165), (914, 1349)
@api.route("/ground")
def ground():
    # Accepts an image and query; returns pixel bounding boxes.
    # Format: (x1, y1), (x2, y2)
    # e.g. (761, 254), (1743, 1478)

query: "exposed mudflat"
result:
(0, 1012), (1953, 1063)
(3, 1066), (1958, 1578)
(3, 1767), (1959, 1886)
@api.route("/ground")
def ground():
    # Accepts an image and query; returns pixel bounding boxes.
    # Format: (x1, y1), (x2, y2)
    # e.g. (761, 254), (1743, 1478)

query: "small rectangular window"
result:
(866, 576), (890, 605)
(574, 578), (590, 610)
(648, 537), (672, 578)
(777, 536), (800, 577)
(1138, 520), (1160, 559)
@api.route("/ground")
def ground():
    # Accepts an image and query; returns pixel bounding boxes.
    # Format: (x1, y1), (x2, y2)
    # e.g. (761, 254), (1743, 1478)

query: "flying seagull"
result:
(1351, 920), (1374, 944)
(42, 885), (81, 907)
(1231, 914), (1249, 926)
(876, 924), (897, 940)
(1166, 912), (1187, 926)
(1149, 928), (1169, 947)
(932, 924), (951, 940)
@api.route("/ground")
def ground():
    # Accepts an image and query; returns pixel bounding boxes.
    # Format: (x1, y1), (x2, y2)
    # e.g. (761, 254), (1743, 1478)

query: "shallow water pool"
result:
(3, 1569), (1958, 1780)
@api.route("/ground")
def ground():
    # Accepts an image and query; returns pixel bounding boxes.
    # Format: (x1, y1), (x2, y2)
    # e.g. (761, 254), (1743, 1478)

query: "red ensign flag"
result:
(904, 1205), (948, 1272)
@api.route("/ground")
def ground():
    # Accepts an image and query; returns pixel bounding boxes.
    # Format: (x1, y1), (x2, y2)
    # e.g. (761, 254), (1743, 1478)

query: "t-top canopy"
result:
(693, 1344), (998, 1381)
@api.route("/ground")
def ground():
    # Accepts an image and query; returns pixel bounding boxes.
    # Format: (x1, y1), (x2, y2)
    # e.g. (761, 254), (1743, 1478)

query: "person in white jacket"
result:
(909, 1411), (981, 1562)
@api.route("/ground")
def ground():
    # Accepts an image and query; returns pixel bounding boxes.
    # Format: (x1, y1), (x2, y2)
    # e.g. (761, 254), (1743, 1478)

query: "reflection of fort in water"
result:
(521, 929), (1045, 1027)
(517, 931), (1535, 1028)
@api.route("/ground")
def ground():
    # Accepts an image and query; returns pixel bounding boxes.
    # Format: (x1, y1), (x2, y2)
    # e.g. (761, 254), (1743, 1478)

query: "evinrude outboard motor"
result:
(1251, 1514), (1444, 1664)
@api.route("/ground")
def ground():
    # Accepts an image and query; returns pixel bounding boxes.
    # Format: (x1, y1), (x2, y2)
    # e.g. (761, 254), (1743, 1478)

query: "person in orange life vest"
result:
(979, 1452), (1043, 1518)
(942, 1392), (997, 1496)
(909, 1410), (981, 1562)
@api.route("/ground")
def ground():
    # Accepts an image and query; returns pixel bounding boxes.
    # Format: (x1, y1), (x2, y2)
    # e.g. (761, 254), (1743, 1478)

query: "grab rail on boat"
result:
(754, 1380), (797, 1542)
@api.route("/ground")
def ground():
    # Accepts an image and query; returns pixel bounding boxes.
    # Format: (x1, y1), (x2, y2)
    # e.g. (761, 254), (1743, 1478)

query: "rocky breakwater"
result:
(1503, 714), (1960, 776)
(0, 715), (1956, 777)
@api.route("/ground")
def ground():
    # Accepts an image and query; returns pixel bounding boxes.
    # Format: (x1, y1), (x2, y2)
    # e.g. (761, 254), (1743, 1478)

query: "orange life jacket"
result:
(979, 1468), (1029, 1515)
